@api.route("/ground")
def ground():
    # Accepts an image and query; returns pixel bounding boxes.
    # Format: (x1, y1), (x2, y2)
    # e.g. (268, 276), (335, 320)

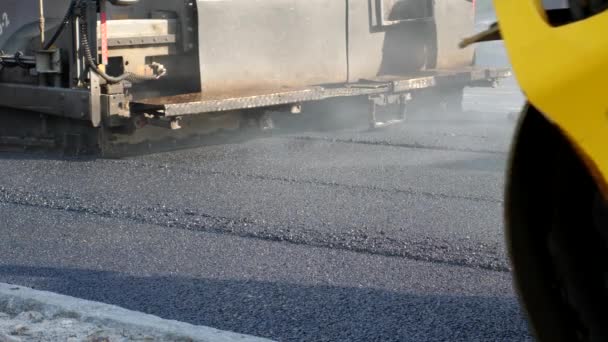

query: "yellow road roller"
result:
(466, 1), (608, 341)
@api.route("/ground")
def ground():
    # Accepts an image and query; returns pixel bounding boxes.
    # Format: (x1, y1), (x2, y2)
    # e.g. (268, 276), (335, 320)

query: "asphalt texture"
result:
(0, 27), (532, 341)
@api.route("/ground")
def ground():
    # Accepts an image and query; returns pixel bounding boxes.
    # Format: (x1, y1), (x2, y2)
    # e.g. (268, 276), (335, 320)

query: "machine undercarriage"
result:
(0, 0), (509, 156)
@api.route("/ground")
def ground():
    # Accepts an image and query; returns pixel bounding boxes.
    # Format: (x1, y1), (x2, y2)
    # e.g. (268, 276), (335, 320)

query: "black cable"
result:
(77, 0), (165, 84)
(43, 0), (79, 50)
(24, 0), (165, 83)
(14, 52), (28, 69)
(0, 51), (33, 69)
(78, 16), (129, 83)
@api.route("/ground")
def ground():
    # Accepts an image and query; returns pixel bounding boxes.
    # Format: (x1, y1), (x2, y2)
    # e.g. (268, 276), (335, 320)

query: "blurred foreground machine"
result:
(0, 0), (508, 156)
(465, 0), (608, 341)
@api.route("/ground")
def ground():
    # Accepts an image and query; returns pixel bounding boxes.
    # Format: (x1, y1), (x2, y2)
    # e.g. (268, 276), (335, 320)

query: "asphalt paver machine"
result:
(0, 0), (509, 156)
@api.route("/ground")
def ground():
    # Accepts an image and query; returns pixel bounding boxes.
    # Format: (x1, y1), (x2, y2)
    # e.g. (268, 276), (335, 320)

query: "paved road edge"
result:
(0, 283), (274, 342)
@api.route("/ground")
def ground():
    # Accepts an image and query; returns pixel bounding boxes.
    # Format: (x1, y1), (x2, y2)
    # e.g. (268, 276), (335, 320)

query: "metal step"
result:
(131, 67), (511, 118)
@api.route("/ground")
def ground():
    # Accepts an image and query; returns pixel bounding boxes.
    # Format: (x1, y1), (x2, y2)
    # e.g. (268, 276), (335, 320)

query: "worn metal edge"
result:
(135, 67), (511, 117)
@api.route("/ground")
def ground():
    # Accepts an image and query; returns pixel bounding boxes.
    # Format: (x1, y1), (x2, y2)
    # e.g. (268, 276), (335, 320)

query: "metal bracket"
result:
(0, 53), (36, 67)
(0, 83), (90, 120)
(148, 116), (182, 130)
(369, 93), (411, 129)
(98, 34), (177, 47)
(90, 71), (102, 127)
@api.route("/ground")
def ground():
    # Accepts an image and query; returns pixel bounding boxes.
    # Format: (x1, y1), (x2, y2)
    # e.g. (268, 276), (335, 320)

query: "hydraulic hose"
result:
(46, 0), (165, 84)
(77, 0), (166, 84)
(0, 51), (34, 69)
(43, 0), (79, 50)
(78, 14), (129, 83)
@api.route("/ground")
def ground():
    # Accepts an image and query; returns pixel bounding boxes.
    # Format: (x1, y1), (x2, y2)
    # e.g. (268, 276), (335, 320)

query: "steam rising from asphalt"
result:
(127, 0), (522, 151)
(282, 2), (522, 136)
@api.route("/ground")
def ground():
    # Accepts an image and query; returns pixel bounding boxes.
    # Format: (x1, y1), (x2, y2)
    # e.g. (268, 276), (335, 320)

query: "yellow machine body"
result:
(495, 0), (608, 195)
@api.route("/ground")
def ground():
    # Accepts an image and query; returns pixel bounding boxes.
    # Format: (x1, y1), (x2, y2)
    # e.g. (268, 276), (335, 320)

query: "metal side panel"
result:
(195, 0), (348, 94)
(347, 0), (435, 82)
(0, 0), (73, 52)
(96, 19), (177, 40)
(0, 2), (20, 50)
(0, 83), (90, 120)
(434, 0), (475, 69)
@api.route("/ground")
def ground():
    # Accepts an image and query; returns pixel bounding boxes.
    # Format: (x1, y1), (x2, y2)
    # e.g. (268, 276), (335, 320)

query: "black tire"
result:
(506, 105), (608, 342)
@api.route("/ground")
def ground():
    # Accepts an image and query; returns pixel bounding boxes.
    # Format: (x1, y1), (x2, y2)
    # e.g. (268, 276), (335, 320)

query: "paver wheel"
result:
(506, 105), (608, 342)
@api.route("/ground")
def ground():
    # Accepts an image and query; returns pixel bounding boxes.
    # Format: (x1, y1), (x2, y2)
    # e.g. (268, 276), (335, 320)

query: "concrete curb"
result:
(0, 283), (274, 342)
